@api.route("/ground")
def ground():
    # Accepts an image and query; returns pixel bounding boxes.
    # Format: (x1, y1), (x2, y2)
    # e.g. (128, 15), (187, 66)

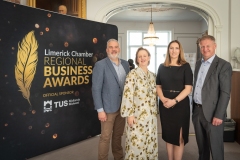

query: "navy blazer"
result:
(192, 55), (232, 122)
(92, 57), (130, 113)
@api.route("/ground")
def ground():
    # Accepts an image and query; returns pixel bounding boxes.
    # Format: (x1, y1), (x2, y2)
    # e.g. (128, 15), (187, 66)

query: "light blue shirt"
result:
(111, 59), (127, 92)
(193, 55), (215, 104)
(97, 58), (127, 112)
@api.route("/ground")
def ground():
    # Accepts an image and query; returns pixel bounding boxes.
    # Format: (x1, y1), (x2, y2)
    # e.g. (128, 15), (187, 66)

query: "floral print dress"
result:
(121, 67), (158, 160)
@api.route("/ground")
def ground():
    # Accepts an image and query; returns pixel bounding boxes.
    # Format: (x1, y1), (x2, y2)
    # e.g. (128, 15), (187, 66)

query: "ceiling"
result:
(107, 3), (207, 22)
(109, 9), (203, 22)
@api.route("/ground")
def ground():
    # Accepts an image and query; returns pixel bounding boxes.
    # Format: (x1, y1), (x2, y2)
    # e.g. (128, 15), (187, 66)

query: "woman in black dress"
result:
(156, 40), (193, 160)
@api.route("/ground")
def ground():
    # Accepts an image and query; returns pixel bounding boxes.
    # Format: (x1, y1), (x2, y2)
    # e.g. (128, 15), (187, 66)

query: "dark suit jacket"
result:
(92, 57), (130, 113)
(192, 55), (232, 122)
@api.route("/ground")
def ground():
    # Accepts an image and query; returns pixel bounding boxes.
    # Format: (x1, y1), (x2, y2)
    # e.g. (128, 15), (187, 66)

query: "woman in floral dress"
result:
(121, 47), (158, 160)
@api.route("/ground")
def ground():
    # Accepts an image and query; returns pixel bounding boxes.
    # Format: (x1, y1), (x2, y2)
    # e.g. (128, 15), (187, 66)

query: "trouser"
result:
(98, 110), (125, 160)
(192, 104), (224, 160)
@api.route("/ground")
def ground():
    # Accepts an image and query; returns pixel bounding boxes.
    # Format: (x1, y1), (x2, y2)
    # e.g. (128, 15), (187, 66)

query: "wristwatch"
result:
(174, 98), (179, 104)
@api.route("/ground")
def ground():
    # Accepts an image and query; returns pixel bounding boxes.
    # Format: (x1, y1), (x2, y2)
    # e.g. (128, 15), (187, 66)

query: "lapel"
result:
(106, 57), (120, 86)
(136, 67), (154, 88)
(136, 67), (150, 80)
(202, 55), (219, 87)
(121, 60), (129, 74)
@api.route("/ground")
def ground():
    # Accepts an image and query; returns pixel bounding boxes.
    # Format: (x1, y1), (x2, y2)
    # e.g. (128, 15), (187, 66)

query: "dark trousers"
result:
(192, 105), (224, 160)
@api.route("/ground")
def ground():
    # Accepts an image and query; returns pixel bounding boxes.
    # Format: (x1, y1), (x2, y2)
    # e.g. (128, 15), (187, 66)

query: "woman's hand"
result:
(160, 97), (168, 104)
(163, 99), (176, 108)
(127, 116), (136, 127)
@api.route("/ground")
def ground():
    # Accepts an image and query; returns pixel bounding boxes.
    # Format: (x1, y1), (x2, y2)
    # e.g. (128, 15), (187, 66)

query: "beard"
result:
(108, 52), (119, 60)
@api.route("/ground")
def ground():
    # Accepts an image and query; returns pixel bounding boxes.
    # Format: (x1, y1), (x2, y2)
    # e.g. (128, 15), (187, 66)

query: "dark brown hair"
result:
(163, 40), (186, 66)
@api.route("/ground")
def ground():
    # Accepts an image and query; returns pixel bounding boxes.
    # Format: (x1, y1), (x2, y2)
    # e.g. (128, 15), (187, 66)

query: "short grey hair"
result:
(106, 39), (120, 48)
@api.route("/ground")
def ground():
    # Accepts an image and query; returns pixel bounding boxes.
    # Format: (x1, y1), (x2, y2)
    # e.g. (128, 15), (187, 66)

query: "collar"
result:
(201, 54), (215, 64)
(108, 57), (121, 66)
(136, 67), (150, 80)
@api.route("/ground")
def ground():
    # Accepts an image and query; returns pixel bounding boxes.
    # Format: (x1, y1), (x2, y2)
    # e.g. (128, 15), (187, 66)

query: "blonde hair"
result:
(163, 40), (186, 66)
(135, 47), (151, 66)
(199, 35), (215, 43)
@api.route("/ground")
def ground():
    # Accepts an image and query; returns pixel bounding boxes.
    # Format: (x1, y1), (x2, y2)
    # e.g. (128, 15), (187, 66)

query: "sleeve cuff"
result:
(97, 108), (104, 112)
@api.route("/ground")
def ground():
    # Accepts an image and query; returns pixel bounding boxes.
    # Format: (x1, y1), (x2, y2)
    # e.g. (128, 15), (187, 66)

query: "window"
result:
(127, 31), (171, 73)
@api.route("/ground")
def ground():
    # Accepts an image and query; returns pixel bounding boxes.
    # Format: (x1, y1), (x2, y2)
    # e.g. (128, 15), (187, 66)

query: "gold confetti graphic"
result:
(93, 38), (97, 44)
(15, 31), (38, 106)
(53, 134), (58, 139)
(45, 123), (50, 128)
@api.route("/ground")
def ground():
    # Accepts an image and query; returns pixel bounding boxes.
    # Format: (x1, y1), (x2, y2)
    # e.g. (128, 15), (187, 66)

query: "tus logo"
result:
(44, 100), (52, 113)
(43, 100), (69, 113)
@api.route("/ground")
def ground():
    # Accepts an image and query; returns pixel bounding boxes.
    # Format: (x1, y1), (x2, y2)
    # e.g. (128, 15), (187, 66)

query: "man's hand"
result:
(212, 117), (223, 126)
(98, 111), (107, 122)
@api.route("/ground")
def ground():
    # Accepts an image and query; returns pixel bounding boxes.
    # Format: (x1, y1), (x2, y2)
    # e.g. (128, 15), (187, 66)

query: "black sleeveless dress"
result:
(156, 63), (193, 146)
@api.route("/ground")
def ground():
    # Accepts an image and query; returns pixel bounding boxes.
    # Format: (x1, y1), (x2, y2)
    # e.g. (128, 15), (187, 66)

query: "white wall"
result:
(20, 0), (27, 5)
(107, 21), (203, 60)
(201, 19), (208, 34)
(86, 0), (234, 61)
(86, 0), (240, 118)
(87, 0), (113, 21)
(230, 0), (240, 71)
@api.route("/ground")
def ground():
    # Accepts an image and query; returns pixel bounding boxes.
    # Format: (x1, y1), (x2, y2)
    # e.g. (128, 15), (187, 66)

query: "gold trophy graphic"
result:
(15, 30), (38, 106)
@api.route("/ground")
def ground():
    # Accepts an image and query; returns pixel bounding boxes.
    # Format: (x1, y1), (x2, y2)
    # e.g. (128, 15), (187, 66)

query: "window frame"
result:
(127, 30), (172, 73)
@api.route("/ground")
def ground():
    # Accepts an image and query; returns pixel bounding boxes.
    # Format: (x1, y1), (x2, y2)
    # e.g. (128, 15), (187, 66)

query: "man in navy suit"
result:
(92, 39), (130, 160)
(192, 35), (232, 160)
